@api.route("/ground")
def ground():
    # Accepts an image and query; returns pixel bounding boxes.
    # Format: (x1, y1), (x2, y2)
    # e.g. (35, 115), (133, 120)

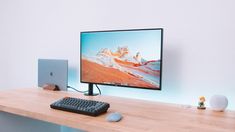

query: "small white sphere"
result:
(210, 95), (228, 112)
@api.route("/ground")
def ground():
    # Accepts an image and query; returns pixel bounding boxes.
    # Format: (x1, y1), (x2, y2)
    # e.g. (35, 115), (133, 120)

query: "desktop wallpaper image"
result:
(81, 30), (162, 89)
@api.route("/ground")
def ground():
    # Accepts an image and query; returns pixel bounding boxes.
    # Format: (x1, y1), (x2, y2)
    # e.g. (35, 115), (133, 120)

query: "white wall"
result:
(1, 0), (235, 110)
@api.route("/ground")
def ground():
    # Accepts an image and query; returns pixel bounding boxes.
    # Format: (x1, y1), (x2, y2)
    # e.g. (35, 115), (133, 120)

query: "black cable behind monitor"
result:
(95, 84), (101, 95)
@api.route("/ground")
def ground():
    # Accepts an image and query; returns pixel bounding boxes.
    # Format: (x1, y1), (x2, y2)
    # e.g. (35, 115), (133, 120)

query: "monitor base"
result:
(84, 93), (99, 96)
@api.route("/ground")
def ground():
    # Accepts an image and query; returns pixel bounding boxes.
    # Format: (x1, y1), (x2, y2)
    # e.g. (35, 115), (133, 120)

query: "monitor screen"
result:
(80, 28), (163, 90)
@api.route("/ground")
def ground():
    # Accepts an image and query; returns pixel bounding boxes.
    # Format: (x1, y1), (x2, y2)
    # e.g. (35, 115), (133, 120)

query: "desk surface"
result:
(0, 88), (234, 132)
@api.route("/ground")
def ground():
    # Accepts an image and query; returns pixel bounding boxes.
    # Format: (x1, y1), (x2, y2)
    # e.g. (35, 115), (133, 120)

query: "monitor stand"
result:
(84, 83), (99, 96)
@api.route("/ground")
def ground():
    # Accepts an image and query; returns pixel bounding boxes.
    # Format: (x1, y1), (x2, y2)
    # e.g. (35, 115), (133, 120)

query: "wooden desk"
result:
(0, 88), (234, 132)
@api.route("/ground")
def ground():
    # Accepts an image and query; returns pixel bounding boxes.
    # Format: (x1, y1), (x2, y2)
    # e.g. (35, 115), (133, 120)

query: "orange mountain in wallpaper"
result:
(81, 46), (161, 89)
(82, 59), (157, 88)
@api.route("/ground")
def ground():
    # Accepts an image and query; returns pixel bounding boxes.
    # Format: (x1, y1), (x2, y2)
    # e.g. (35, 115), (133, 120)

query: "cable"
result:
(67, 86), (88, 93)
(95, 84), (101, 95)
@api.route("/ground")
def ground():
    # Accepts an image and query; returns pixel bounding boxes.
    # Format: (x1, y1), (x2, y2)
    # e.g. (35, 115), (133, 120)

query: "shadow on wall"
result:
(162, 42), (183, 97)
(68, 67), (79, 87)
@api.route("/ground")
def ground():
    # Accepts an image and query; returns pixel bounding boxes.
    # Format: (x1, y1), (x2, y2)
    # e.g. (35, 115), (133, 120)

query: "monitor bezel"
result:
(80, 28), (163, 90)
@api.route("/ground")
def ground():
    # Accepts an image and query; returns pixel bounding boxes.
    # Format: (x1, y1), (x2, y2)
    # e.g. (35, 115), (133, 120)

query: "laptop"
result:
(38, 59), (68, 91)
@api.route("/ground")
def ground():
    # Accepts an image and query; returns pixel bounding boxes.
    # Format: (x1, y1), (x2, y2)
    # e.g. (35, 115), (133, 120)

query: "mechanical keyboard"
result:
(50, 97), (110, 116)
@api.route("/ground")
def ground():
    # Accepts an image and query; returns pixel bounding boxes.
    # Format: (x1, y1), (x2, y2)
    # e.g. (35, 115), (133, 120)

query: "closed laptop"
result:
(38, 59), (68, 91)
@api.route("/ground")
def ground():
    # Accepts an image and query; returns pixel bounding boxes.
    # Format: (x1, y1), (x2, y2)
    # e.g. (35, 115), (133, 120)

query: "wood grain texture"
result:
(0, 88), (234, 132)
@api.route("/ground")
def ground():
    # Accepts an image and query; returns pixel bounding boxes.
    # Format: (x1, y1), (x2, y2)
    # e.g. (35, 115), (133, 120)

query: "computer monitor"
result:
(80, 28), (163, 95)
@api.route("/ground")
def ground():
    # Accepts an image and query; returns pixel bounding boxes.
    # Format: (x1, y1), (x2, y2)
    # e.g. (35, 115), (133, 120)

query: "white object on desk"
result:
(210, 95), (228, 112)
(106, 112), (123, 122)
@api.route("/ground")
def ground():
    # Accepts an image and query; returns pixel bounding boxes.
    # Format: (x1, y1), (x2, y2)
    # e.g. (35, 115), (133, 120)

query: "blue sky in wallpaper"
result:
(81, 29), (162, 60)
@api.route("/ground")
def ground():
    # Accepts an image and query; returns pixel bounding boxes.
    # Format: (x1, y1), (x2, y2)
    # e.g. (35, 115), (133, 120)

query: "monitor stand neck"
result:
(84, 83), (99, 96)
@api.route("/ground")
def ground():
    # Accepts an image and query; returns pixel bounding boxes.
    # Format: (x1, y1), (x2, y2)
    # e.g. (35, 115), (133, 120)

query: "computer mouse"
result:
(106, 112), (123, 122)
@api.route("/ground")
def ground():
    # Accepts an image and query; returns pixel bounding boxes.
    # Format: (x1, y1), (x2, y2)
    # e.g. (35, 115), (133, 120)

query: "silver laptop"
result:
(38, 59), (68, 91)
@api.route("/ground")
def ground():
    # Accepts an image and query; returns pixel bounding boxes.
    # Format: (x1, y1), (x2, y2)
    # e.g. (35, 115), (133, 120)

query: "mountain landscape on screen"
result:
(82, 46), (161, 89)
